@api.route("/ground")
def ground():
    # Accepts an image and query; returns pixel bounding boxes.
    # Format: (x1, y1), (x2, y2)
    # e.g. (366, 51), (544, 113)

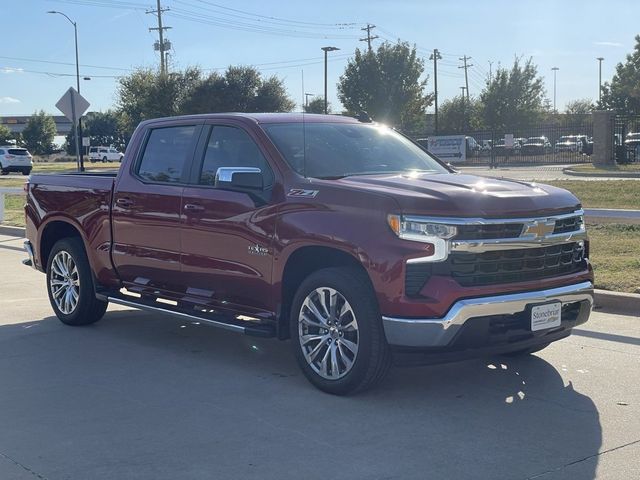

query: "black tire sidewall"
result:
(290, 267), (387, 395)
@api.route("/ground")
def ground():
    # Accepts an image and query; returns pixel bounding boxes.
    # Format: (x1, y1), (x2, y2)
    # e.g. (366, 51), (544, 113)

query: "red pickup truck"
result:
(23, 113), (593, 394)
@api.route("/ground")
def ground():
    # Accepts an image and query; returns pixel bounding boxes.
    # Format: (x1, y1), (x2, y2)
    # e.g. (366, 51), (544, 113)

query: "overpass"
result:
(1, 115), (73, 135)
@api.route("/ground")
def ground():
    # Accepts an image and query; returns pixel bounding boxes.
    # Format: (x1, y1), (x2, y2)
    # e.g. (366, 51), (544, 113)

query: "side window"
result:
(199, 126), (273, 187)
(137, 125), (196, 183)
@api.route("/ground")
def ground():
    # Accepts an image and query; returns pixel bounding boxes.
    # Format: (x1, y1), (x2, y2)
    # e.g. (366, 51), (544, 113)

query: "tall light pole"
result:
(551, 67), (559, 113)
(429, 49), (442, 134)
(321, 46), (339, 114)
(48, 10), (84, 171)
(597, 57), (605, 104)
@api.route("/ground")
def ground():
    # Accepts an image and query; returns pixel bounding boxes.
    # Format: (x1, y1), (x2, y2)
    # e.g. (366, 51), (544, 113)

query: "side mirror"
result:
(215, 167), (263, 190)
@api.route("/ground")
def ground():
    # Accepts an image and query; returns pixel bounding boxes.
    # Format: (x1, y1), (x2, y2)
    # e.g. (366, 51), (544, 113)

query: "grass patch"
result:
(587, 223), (640, 293)
(545, 180), (640, 209)
(31, 161), (120, 174)
(2, 194), (25, 227)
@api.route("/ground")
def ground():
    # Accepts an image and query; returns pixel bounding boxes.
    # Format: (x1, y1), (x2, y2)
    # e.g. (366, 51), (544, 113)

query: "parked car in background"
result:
(521, 137), (552, 156)
(555, 135), (582, 153)
(514, 137), (528, 154)
(0, 146), (33, 175)
(89, 146), (124, 163)
(465, 136), (481, 155)
(624, 132), (640, 148)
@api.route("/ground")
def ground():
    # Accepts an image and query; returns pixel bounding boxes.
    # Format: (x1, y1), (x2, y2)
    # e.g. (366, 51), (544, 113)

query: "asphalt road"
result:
(0, 233), (638, 480)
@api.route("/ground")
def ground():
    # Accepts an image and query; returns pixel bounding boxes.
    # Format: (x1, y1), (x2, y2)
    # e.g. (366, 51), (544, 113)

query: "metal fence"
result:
(613, 114), (640, 164)
(414, 115), (594, 167)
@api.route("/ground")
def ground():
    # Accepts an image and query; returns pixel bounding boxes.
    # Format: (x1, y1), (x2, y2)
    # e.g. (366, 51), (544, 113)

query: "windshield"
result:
(263, 122), (448, 179)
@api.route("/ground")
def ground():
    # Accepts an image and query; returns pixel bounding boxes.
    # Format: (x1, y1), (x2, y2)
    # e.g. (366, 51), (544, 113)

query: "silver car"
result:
(0, 146), (33, 175)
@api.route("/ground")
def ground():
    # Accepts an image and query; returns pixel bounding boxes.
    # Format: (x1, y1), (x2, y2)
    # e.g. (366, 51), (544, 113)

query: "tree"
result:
(438, 95), (482, 134)
(66, 110), (126, 154)
(180, 66), (295, 114)
(565, 99), (594, 115)
(0, 124), (12, 144)
(600, 35), (640, 113)
(116, 67), (202, 136)
(479, 57), (548, 130)
(338, 42), (433, 131)
(304, 97), (328, 113)
(22, 111), (56, 155)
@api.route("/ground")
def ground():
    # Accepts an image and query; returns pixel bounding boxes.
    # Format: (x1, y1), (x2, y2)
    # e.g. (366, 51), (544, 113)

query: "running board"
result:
(106, 296), (276, 338)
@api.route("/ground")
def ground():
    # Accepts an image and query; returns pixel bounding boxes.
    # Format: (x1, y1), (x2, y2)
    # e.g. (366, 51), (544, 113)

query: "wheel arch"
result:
(277, 244), (374, 340)
(39, 219), (86, 272)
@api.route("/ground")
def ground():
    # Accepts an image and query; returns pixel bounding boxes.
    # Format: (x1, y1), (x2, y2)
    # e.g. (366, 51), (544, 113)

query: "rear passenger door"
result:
(111, 122), (201, 295)
(179, 122), (277, 316)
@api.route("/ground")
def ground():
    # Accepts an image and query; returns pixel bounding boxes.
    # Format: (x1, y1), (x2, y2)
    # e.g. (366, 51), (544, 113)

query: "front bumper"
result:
(382, 281), (593, 347)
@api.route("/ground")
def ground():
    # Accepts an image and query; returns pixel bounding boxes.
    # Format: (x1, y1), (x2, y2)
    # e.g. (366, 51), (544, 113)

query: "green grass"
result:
(31, 161), (120, 173)
(545, 180), (640, 209)
(2, 194), (24, 227)
(569, 164), (640, 173)
(587, 223), (640, 293)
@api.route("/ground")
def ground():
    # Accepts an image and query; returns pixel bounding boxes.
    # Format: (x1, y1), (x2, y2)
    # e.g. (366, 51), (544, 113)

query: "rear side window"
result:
(8, 149), (28, 155)
(199, 126), (273, 187)
(137, 125), (197, 183)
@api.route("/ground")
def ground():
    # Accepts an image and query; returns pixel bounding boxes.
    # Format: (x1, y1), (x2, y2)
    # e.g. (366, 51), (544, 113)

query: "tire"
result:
(501, 342), (550, 357)
(46, 237), (108, 326)
(22, 169), (31, 176)
(290, 267), (391, 395)
(102, 156), (108, 163)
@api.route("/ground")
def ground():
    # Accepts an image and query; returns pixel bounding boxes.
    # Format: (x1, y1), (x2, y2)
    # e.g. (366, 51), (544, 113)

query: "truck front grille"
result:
(404, 242), (587, 295)
(553, 215), (583, 234)
(454, 223), (524, 240)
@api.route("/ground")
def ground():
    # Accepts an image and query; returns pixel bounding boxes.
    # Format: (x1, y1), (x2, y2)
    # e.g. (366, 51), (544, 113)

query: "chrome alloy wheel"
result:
(298, 287), (359, 380)
(49, 250), (80, 315)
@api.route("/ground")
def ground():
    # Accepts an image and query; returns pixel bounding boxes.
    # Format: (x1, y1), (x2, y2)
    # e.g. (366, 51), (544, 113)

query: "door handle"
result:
(184, 203), (205, 213)
(116, 197), (134, 208)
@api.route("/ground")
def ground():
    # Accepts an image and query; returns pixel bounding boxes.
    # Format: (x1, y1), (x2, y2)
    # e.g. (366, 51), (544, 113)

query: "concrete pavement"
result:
(0, 233), (638, 480)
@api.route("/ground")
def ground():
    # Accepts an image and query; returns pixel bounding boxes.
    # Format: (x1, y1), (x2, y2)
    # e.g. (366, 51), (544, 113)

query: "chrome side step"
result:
(107, 296), (275, 337)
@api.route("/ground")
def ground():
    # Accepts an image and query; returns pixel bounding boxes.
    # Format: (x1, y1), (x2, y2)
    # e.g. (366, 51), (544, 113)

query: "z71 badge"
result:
(287, 188), (319, 198)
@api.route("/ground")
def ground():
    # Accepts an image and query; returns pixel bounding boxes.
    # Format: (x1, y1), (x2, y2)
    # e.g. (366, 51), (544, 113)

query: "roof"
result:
(140, 112), (361, 126)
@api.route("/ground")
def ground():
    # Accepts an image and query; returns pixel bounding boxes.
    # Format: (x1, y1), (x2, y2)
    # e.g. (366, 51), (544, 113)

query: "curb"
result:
(563, 168), (640, 178)
(0, 225), (25, 237)
(594, 289), (640, 316)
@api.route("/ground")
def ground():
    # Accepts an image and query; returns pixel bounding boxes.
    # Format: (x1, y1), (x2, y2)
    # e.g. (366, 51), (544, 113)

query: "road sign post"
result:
(55, 87), (89, 172)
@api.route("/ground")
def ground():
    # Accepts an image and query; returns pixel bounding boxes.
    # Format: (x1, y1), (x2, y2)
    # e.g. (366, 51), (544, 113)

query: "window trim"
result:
(132, 123), (203, 186)
(188, 124), (275, 190)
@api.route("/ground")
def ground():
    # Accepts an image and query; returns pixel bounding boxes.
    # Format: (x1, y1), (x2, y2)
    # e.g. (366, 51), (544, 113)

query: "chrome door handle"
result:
(184, 203), (205, 212)
(116, 197), (133, 208)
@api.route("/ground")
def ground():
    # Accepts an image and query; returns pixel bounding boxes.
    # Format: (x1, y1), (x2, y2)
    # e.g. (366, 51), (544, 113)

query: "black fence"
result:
(413, 115), (594, 166)
(613, 114), (640, 164)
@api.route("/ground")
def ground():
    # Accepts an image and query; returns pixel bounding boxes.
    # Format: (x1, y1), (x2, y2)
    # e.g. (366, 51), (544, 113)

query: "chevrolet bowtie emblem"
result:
(523, 220), (555, 238)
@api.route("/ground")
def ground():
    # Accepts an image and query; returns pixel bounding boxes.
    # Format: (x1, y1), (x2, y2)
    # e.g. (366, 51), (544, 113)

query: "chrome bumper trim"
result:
(23, 240), (36, 270)
(382, 281), (593, 347)
(450, 230), (587, 253)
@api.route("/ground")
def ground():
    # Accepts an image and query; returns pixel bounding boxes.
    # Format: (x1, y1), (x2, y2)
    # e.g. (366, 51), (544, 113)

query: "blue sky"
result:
(1, 0), (638, 117)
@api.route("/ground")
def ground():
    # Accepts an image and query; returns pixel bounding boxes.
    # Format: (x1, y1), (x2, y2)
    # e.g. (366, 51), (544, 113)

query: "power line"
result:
(147, 0), (171, 74)
(429, 49), (442, 134)
(0, 55), (134, 72)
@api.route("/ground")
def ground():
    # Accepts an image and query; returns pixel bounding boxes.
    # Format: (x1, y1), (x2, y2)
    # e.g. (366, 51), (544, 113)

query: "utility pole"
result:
(459, 55), (473, 102)
(488, 60), (493, 83)
(551, 66), (559, 113)
(460, 87), (467, 132)
(359, 24), (378, 52)
(429, 49), (442, 134)
(596, 57), (604, 104)
(147, 0), (171, 74)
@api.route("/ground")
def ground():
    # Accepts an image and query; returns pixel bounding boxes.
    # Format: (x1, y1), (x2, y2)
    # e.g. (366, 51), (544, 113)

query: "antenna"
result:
(301, 69), (307, 178)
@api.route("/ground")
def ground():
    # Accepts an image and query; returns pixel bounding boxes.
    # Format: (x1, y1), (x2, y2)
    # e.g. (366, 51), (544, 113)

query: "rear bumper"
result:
(382, 281), (593, 348)
(1, 165), (31, 172)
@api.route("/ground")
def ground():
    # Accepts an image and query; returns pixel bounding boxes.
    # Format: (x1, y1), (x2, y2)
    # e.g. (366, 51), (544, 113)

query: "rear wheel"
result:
(22, 168), (31, 175)
(102, 156), (108, 163)
(290, 267), (391, 395)
(46, 237), (108, 326)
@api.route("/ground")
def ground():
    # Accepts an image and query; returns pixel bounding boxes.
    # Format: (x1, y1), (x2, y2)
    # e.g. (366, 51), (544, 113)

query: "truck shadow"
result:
(0, 310), (601, 480)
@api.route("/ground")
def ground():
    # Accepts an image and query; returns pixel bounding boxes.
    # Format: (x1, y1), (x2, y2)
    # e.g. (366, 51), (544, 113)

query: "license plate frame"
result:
(530, 301), (562, 332)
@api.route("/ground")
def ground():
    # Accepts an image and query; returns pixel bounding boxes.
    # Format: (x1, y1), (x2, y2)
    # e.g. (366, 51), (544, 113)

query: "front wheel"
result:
(290, 267), (391, 395)
(46, 237), (108, 326)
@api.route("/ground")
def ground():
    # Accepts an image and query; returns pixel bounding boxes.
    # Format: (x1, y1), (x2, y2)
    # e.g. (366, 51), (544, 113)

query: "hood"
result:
(333, 172), (581, 218)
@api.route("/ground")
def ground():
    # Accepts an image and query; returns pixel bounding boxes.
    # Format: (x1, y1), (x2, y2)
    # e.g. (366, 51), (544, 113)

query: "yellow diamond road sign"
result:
(55, 87), (90, 123)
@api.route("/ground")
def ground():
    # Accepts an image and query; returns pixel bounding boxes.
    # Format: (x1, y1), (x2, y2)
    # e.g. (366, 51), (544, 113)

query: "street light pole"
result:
(48, 10), (85, 171)
(597, 57), (604, 104)
(321, 46), (339, 114)
(551, 67), (559, 113)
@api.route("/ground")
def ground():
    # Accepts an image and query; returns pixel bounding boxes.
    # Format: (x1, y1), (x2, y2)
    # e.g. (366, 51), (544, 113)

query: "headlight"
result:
(387, 215), (457, 242)
(387, 215), (456, 262)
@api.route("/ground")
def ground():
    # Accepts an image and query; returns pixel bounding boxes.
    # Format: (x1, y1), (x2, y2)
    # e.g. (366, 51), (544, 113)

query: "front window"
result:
(263, 122), (447, 179)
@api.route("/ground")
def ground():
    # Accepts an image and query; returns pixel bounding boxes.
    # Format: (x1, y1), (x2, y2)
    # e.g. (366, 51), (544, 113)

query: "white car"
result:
(0, 146), (33, 175)
(89, 146), (123, 163)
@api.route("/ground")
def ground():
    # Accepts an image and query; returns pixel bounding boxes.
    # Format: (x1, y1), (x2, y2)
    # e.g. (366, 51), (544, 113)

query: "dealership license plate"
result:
(530, 302), (562, 331)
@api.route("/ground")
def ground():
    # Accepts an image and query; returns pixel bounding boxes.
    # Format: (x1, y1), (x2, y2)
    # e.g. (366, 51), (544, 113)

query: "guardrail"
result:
(0, 187), (25, 223)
